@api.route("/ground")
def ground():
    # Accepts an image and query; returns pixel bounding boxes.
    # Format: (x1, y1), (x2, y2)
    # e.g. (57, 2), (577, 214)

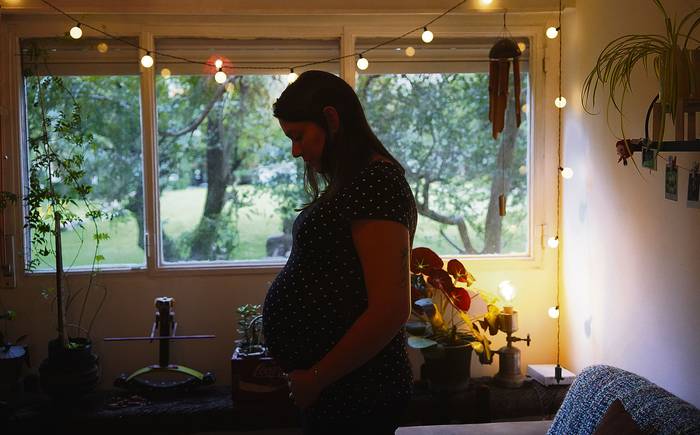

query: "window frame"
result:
(1, 16), (554, 279)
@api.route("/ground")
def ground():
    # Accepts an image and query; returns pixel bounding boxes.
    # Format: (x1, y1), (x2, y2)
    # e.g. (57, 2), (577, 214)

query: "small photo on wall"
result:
(642, 147), (657, 170)
(688, 165), (700, 209)
(665, 156), (677, 201)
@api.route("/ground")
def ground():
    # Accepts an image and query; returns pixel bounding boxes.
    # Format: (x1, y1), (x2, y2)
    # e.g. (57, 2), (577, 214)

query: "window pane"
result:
(21, 38), (146, 270)
(356, 38), (530, 256)
(155, 38), (339, 263)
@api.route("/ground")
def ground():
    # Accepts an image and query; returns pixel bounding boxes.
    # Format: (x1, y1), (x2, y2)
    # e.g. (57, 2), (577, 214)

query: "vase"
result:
(39, 337), (99, 399)
(420, 343), (472, 393)
(0, 345), (29, 399)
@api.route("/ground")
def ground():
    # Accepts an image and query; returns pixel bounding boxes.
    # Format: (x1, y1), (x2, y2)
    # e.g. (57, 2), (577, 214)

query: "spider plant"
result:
(582, 1), (699, 148)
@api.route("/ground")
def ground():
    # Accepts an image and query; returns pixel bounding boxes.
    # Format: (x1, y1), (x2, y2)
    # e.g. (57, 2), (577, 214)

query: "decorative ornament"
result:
(488, 13), (523, 140)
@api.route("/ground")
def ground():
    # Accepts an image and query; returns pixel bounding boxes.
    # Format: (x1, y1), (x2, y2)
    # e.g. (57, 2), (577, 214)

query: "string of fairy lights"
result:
(43, 0), (572, 324)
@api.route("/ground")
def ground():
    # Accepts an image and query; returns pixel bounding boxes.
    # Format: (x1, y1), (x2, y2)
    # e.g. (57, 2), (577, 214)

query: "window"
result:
(20, 37), (146, 270)
(355, 37), (530, 256)
(154, 38), (339, 264)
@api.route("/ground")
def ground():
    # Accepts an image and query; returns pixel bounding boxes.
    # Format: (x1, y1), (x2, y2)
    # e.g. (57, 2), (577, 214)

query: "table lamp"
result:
(494, 281), (531, 388)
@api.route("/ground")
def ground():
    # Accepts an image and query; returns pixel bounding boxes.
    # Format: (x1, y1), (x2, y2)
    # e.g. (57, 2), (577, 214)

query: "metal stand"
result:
(493, 311), (531, 388)
(105, 297), (216, 392)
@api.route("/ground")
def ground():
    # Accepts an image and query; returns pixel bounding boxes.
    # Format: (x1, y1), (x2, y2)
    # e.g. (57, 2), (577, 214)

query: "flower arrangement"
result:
(406, 246), (502, 363)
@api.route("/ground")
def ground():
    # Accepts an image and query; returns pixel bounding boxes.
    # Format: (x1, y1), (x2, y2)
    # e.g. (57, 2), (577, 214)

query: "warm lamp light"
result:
(356, 55), (369, 71)
(480, 0), (493, 4)
(546, 26), (559, 39)
(555, 96), (567, 108)
(517, 42), (526, 53)
(96, 42), (109, 53)
(421, 27), (434, 43)
(548, 306), (560, 319)
(214, 68), (227, 84)
(405, 46), (416, 57)
(498, 280), (517, 311)
(288, 69), (298, 83)
(560, 167), (574, 179)
(547, 236), (560, 249)
(141, 53), (154, 68)
(214, 58), (223, 69)
(69, 23), (83, 39)
(160, 68), (171, 79)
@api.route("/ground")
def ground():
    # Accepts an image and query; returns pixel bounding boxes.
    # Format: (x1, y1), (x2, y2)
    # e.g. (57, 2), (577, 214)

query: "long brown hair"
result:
(273, 70), (402, 208)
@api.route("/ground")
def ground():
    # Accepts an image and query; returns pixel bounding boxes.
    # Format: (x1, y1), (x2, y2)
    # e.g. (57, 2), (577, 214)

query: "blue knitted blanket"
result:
(548, 365), (700, 434)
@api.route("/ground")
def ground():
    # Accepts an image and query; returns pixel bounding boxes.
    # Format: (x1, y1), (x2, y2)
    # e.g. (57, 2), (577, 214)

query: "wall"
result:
(561, 0), (700, 407)
(0, 5), (565, 391)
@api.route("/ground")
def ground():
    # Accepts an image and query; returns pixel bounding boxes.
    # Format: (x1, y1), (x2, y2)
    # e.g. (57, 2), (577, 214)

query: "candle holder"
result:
(493, 309), (531, 388)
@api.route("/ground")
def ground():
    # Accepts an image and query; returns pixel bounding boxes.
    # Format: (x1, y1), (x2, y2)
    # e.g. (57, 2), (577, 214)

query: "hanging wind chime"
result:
(488, 12), (523, 217)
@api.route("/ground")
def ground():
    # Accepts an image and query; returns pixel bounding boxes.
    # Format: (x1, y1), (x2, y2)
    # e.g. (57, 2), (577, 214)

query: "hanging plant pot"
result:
(420, 343), (473, 393)
(39, 337), (99, 399)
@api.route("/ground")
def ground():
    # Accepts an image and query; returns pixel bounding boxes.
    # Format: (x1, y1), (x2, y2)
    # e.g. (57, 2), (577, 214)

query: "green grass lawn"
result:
(35, 186), (526, 269)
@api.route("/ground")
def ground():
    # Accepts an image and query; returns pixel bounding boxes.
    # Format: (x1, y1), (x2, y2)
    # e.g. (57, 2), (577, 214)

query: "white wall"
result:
(561, 0), (700, 407)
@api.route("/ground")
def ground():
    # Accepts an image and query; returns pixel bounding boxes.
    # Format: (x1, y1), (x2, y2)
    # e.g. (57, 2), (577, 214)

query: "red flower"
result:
(447, 259), (476, 286)
(411, 247), (443, 274)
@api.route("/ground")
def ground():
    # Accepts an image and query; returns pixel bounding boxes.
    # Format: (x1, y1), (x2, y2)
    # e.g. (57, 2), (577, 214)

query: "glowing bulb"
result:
(480, 0), (493, 4)
(160, 68), (171, 79)
(547, 236), (560, 248)
(69, 24), (82, 39)
(421, 27), (434, 43)
(214, 58), (223, 69)
(498, 280), (517, 303)
(555, 96), (567, 108)
(214, 68), (227, 84)
(548, 306), (560, 319)
(405, 46), (416, 57)
(560, 167), (574, 179)
(96, 42), (109, 53)
(521, 103), (529, 114)
(517, 42), (527, 53)
(518, 165), (527, 175)
(356, 55), (369, 71)
(141, 53), (154, 68)
(546, 26), (559, 39)
(288, 69), (298, 83)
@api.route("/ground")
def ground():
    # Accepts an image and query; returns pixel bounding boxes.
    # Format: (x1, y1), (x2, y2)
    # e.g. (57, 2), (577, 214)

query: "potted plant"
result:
(0, 310), (29, 399)
(407, 247), (502, 392)
(19, 44), (108, 398)
(582, 1), (699, 158)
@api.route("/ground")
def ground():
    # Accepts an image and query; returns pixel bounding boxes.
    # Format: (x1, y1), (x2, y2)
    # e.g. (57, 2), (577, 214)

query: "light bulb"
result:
(215, 68), (227, 84)
(480, 0), (493, 4)
(96, 42), (109, 53)
(141, 53), (154, 68)
(405, 46), (416, 57)
(547, 236), (560, 248)
(517, 42), (527, 53)
(356, 55), (369, 71)
(555, 96), (567, 108)
(421, 27), (434, 43)
(288, 69), (298, 83)
(518, 165), (527, 175)
(546, 26), (559, 39)
(498, 280), (517, 303)
(69, 24), (82, 39)
(548, 306), (560, 319)
(560, 167), (574, 179)
(160, 68), (171, 79)
(214, 59), (223, 69)
(521, 103), (529, 114)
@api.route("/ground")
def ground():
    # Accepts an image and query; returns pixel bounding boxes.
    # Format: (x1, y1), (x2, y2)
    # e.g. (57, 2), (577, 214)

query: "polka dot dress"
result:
(262, 160), (417, 425)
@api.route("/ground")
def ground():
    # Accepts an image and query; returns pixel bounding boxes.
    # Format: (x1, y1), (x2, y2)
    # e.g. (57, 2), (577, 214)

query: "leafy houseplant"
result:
(582, 1), (699, 152)
(235, 304), (264, 356)
(406, 247), (501, 390)
(20, 43), (108, 397)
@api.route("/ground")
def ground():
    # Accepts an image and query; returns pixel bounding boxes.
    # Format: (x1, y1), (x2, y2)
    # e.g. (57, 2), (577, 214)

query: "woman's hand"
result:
(287, 369), (323, 410)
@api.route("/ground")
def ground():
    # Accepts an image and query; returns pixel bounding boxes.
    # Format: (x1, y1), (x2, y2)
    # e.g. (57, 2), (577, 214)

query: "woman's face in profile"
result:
(279, 119), (326, 171)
